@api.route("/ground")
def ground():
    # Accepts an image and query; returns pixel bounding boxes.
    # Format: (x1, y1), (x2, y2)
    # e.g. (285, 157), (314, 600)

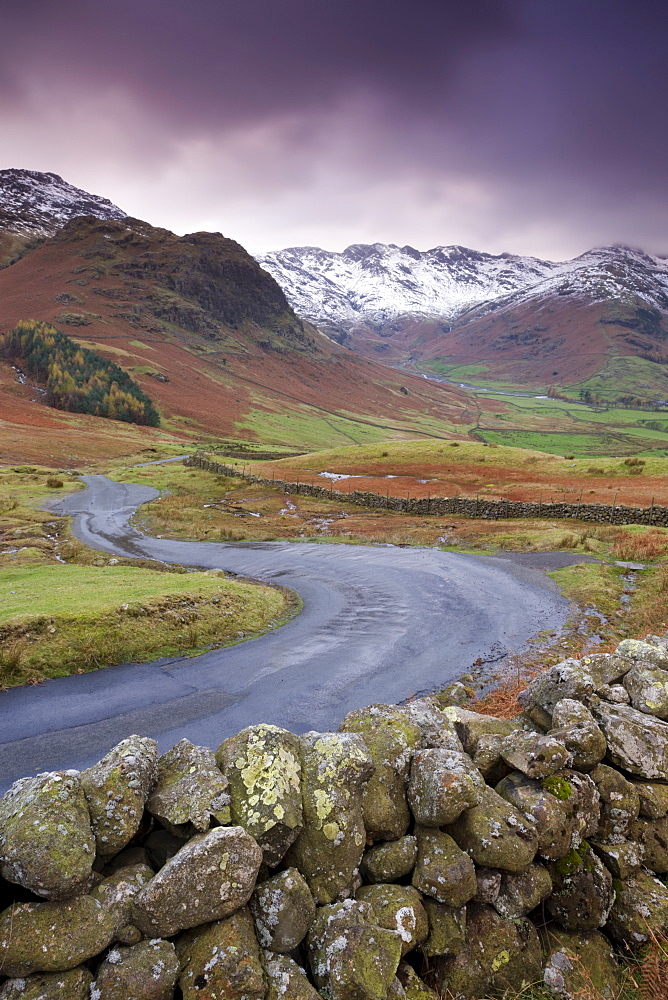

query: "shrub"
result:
(45, 477), (64, 488)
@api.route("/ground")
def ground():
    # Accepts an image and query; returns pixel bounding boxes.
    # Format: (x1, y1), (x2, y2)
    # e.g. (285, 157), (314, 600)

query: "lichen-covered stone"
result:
(360, 836), (417, 884)
(628, 816), (668, 873)
(546, 844), (614, 930)
(177, 907), (266, 1000)
(440, 706), (518, 754)
(597, 683), (630, 704)
(285, 731), (374, 904)
(493, 863), (552, 919)
(94, 939), (179, 1000)
(606, 870), (668, 947)
(617, 638), (668, 669)
(594, 702), (668, 779)
(90, 862), (154, 932)
(590, 764), (640, 842)
(549, 699), (606, 771)
(560, 770), (600, 844)
(473, 868), (502, 904)
(495, 772), (575, 861)
(0, 896), (117, 976)
(397, 962), (438, 999)
(433, 903), (542, 1000)
(580, 651), (633, 686)
(216, 724), (303, 866)
(540, 927), (621, 1000)
(634, 779), (668, 819)
(340, 704), (421, 841)
(0, 771), (94, 900)
(500, 731), (570, 779)
(518, 659), (597, 715)
(306, 898), (402, 1000)
(263, 952), (321, 1000)
(407, 748), (484, 827)
(356, 884), (428, 955)
(470, 734), (512, 784)
(624, 662), (668, 718)
(144, 829), (186, 870)
(0, 967), (94, 1000)
(590, 839), (644, 879)
(80, 736), (157, 856)
(147, 738), (231, 835)
(412, 827), (477, 907)
(420, 900), (466, 958)
(395, 697), (463, 752)
(448, 785), (538, 872)
(133, 825), (262, 937)
(249, 866), (315, 952)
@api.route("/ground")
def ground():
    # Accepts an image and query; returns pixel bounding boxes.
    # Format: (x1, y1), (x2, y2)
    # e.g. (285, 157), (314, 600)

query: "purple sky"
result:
(1, 0), (667, 258)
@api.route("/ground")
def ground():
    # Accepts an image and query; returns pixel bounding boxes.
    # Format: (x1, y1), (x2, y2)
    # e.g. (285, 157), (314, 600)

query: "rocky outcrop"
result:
(3, 637), (668, 998)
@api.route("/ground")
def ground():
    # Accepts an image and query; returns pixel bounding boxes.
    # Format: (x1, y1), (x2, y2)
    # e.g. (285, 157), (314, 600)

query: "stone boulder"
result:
(448, 785), (538, 872)
(590, 763), (640, 843)
(407, 748), (484, 826)
(518, 659), (597, 715)
(285, 731), (373, 904)
(634, 779), (668, 819)
(606, 870), (668, 947)
(541, 926), (622, 1000)
(133, 825), (262, 937)
(623, 662), (668, 718)
(580, 651), (633, 686)
(340, 704), (421, 841)
(93, 939), (179, 1000)
(397, 962), (438, 999)
(628, 815), (668, 873)
(590, 839), (644, 879)
(412, 827), (477, 907)
(549, 699), (606, 771)
(617, 638), (668, 669)
(146, 738), (231, 835)
(546, 844), (614, 930)
(80, 736), (157, 857)
(0, 771), (94, 900)
(420, 900), (466, 958)
(263, 952), (322, 1000)
(440, 706), (518, 754)
(177, 907), (266, 1000)
(356, 884), (428, 955)
(396, 697), (463, 752)
(360, 835), (417, 884)
(496, 772), (575, 862)
(216, 724), (303, 866)
(0, 968), (93, 1000)
(500, 731), (570, 779)
(249, 866), (315, 952)
(433, 903), (542, 999)
(593, 702), (668, 780)
(493, 863), (552, 919)
(306, 898), (402, 1000)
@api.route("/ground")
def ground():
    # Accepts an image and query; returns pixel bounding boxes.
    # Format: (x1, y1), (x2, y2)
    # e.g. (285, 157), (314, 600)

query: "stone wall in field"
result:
(186, 453), (668, 527)
(3, 638), (668, 997)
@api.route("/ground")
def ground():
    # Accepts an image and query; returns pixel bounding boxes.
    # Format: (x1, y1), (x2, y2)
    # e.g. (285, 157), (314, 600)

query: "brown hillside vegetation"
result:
(0, 216), (475, 463)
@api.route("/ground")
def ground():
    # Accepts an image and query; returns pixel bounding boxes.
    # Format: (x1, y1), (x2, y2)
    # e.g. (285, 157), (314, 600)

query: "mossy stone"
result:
(147, 738), (231, 835)
(493, 862), (552, 919)
(420, 900), (466, 958)
(434, 903), (542, 999)
(407, 748), (484, 827)
(500, 731), (570, 779)
(285, 731), (374, 904)
(0, 771), (94, 899)
(177, 907), (266, 1000)
(306, 899), (402, 1000)
(396, 697), (463, 752)
(617, 638), (668, 669)
(606, 870), (668, 947)
(356, 884), (428, 955)
(340, 704), (421, 841)
(360, 835), (417, 883)
(541, 926), (622, 999)
(440, 706), (517, 754)
(90, 862), (155, 930)
(0, 967), (93, 999)
(94, 939), (179, 1000)
(397, 962), (438, 999)
(518, 659), (597, 715)
(549, 698), (607, 771)
(589, 839), (644, 879)
(628, 815), (668, 873)
(623, 662), (668, 718)
(590, 763), (639, 842)
(263, 952), (322, 999)
(250, 866), (316, 952)
(633, 779), (668, 819)
(80, 736), (157, 856)
(546, 844), (614, 930)
(593, 702), (668, 780)
(216, 724), (303, 866)
(0, 896), (117, 976)
(448, 784), (538, 872)
(412, 827), (477, 908)
(133, 825), (262, 937)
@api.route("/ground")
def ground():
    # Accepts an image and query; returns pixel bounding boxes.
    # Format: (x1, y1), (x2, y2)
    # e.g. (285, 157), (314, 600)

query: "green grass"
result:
(478, 428), (668, 457)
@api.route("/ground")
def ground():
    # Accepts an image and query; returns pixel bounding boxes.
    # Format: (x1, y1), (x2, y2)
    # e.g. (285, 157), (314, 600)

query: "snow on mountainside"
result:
(0, 169), (126, 237)
(257, 242), (668, 334)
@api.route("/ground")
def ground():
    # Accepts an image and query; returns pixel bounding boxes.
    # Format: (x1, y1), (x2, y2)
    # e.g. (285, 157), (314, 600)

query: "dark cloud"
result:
(1, 0), (667, 256)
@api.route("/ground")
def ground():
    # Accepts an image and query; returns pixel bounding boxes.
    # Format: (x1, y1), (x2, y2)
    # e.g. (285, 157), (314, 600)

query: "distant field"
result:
(478, 428), (668, 457)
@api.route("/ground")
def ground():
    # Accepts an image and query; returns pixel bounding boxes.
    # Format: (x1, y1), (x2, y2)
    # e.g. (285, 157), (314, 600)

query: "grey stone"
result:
(594, 701), (668, 779)
(546, 845), (614, 931)
(147, 738), (231, 834)
(412, 827), (477, 907)
(549, 699), (606, 771)
(448, 784), (538, 872)
(500, 731), (570, 779)
(590, 763), (640, 843)
(250, 866), (315, 952)
(0, 968), (94, 1000)
(356, 884), (428, 955)
(541, 927), (622, 999)
(177, 907), (265, 1000)
(624, 662), (668, 718)
(420, 900), (466, 959)
(493, 863), (552, 918)
(606, 870), (668, 947)
(360, 836), (417, 883)
(407, 748), (484, 826)
(94, 939), (179, 1000)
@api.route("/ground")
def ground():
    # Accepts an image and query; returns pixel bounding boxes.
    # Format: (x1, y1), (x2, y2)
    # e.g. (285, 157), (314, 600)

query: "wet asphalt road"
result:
(0, 476), (571, 789)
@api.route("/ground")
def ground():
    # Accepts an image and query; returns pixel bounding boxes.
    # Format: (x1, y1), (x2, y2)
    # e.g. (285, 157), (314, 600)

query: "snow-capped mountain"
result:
(0, 169), (125, 238)
(257, 243), (561, 331)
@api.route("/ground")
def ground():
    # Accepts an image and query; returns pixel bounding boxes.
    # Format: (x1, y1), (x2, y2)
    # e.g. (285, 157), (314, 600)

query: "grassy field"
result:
(0, 464), (296, 687)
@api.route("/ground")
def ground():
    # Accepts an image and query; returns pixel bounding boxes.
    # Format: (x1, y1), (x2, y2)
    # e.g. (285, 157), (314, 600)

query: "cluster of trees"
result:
(1, 320), (160, 426)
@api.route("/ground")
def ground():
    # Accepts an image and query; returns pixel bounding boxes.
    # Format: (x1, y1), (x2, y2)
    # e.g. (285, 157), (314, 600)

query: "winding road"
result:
(0, 476), (572, 790)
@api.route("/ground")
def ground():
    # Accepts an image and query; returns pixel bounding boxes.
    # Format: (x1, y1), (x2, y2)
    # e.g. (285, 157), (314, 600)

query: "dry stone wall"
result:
(186, 453), (668, 527)
(4, 638), (668, 998)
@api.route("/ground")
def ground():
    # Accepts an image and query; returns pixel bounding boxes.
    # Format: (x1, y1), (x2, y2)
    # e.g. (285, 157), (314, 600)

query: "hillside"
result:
(0, 211), (474, 464)
(259, 242), (668, 400)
